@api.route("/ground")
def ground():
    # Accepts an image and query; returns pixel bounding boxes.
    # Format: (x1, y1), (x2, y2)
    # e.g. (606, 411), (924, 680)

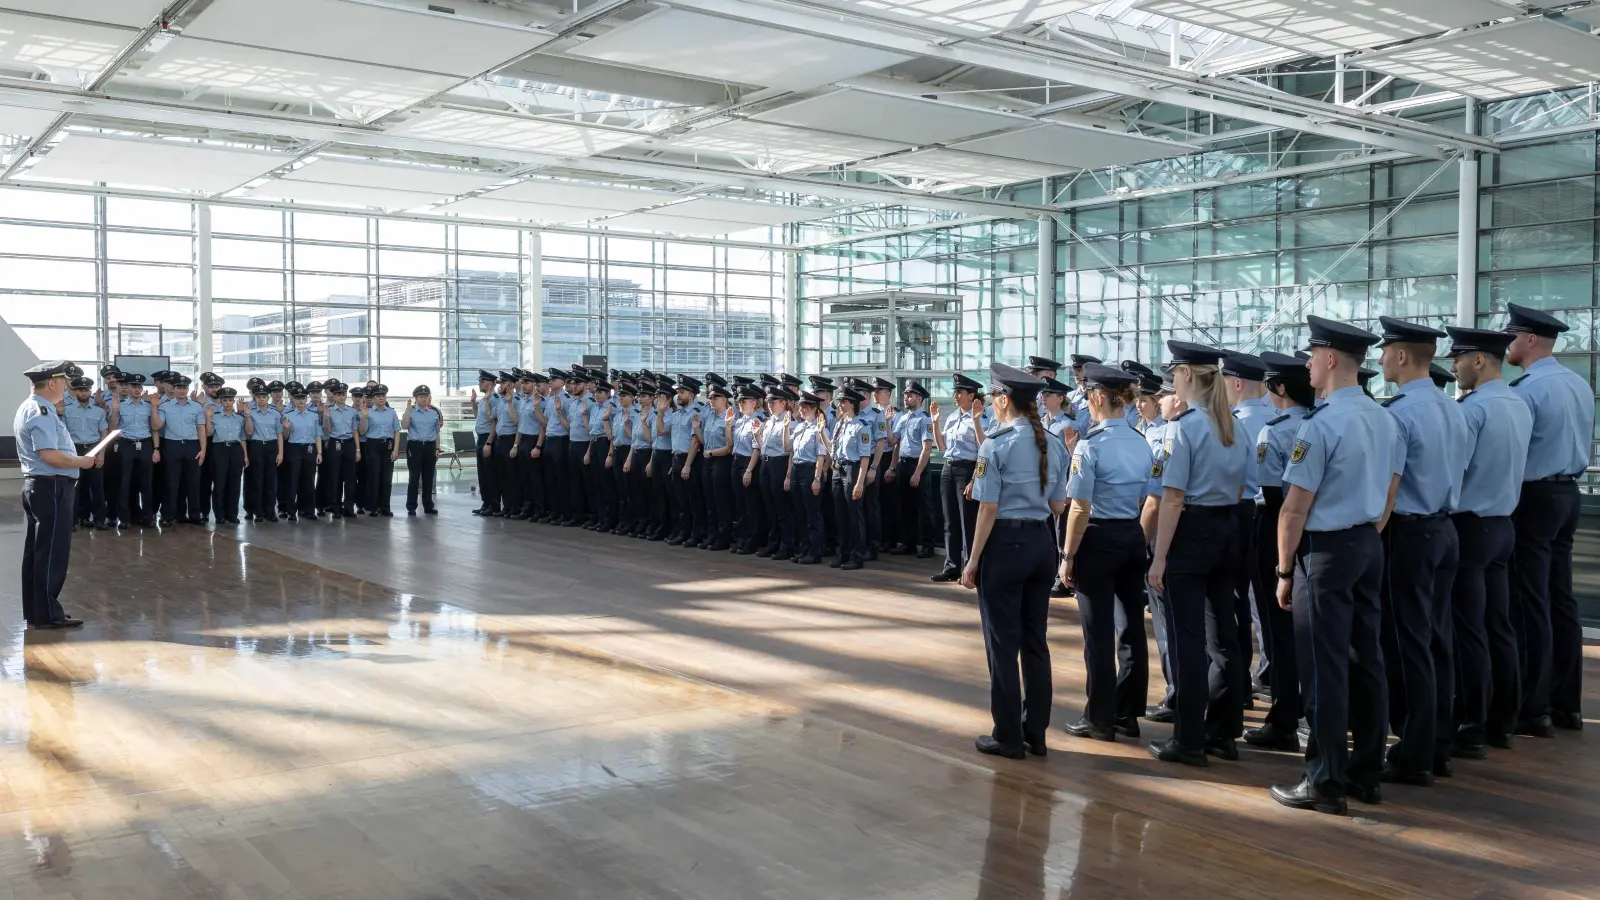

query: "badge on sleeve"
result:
(1163, 439), (1174, 456)
(1070, 454), (1081, 476)
(975, 459), (987, 478)
(1290, 440), (1310, 464)
(1257, 444), (1267, 464)
(1150, 461), (1164, 478)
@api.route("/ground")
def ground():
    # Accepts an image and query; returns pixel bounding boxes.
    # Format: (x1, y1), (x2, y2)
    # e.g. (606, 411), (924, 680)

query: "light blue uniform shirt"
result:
(543, 392), (569, 437)
(1160, 405), (1249, 507)
(592, 398), (617, 439)
(1043, 409), (1075, 444)
(861, 405), (891, 454)
(63, 400), (107, 445)
(1384, 377), (1470, 516)
(326, 404), (359, 438)
(159, 399), (206, 441)
(115, 397), (154, 440)
(567, 394), (593, 443)
(942, 410), (980, 461)
(701, 406), (732, 453)
(1455, 380), (1532, 516)
(667, 402), (701, 454)
(513, 394), (541, 437)
(733, 412), (761, 455)
(648, 408), (672, 451)
(283, 407), (321, 445)
(972, 423), (1067, 519)
(1255, 406), (1309, 499)
(791, 417), (827, 463)
(14, 397), (77, 478)
(486, 394), (514, 436)
(1233, 401), (1277, 498)
(762, 414), (794, 457)
(211, 411), (247, 442)
(894, 409), (931, 460)
(1284, 385), (1403, 531)
(823, 404), (837, 432)
(1144, 420), (1168, 498)
(832, 416), (872, 462)
(475, 392), (493, 435)
(247, 402), (281, 441)
(612, 401), (634, 447)
(365, 406), (400, 440)
(408, 406), (443, 442)
(1068, 419), (1153, 520)
(1511, 356), (1594, 480)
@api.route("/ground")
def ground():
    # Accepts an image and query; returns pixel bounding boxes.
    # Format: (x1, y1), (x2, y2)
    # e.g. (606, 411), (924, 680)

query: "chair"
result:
(443, 430), (476, 470)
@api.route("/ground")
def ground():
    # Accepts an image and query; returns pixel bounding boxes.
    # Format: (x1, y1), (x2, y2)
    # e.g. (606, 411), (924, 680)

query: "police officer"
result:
(889, 380), (935, 558)
(243, 383), (282, 522)
(1224, 351), (1274, 694)
(109, 373), (155, 527)
(964, 363), (1068, 758)
(471, 370), (498, 515)
(759, 386), (798, 559)
(1430, 363), (1456, 392)
(322, 382), (360, 519)
(645, 382), (674, 540)
(207, 387), (247, 525)
(196, 372), (225, 519)
(1376, 316), (1469, 784)
(64, 376), (110, 529)
(853, 378), (891, 557)
(587, 379), (618, 531)
(16, 361), (96, 629)
(281, 387), (322, 521)
(623, 380), (654, 537)
(1066, 354), (1101, 436)
(785, 391), (830, 565)
(1445, 326), (1531, 756)
(700, 383), (736, 550)
(830, 388), (873, 570)
(154, 374), (209, 526)
(666, 377), (705, 544)
(606, 381), (634, 533)
(402, 386), (443, 516)
(932, 373), (983, 583)
(564, 369), (593, 525)
(1142, 372), (1184, 723)
(732, 384), (767, 553)
(1242, 351), (1315, 753)
(1270, 316), (1399, 815)
(1145, 341), (1248, 767)
(1060, 364), (1153, 742)
(1503, 304), (1592, 734)
(512, 371), (545, 520)
(266, 379), (289, 517)
(359, 385), (400, 516)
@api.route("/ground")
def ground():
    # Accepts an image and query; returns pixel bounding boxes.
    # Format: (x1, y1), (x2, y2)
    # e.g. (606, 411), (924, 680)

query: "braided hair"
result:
(1008, 394), (1051, 495)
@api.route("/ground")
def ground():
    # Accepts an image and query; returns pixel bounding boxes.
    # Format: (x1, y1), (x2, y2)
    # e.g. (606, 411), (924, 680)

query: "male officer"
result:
(890, 380), (935, 558)
(667, 376), (706, 545)
(243, 383), (282, 522)
(564, 368), (593, 525)
(403, 386), (443, 515)
(1066, 354), (1101, 436)
(323, 382), (360, 518)
(196, 372), (225, 518)
(360, 385), (400, 516)
(281, 387), (322, 521)
(489, 371), (520, 517)
(208, 387), (248, 525)
(1375, 316), (1469, 785)
(64, 376), (110, 529)
(1224, 350), (1274, 693)
(15, 361), (95, 629)
(1270, 316), (1400, 815)
(153, 374), (209, 526)
(846, 378), (889, 560)
(865, 376), (896, 552)
(1504, 302), (1593, 735)
(511, 370), (543, 519)
(471, 370), (497, 515)
(540, 368), (571, 522)
(1445, 326), (1532, 756)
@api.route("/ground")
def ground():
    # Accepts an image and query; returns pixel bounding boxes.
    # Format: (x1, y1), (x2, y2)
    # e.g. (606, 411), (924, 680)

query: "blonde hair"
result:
(1090, 384), (1136, 412)
(1185, 364), (1235, 447)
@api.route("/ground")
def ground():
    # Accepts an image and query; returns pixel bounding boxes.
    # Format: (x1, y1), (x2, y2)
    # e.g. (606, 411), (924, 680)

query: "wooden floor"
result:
(2, 472), (1596, 899)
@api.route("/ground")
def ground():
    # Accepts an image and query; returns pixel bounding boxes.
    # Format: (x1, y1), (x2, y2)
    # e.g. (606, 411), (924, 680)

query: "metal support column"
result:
(196, 202), (213, 371)
(1037, 213), (1055, 359)
(524, 230), (543, 372)
(1457, 101), (1480, 328)
(782, 246), (799, 371)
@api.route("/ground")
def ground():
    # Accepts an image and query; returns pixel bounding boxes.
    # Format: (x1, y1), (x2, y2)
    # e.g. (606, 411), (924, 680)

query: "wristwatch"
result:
(1275, 567), (1294, 580)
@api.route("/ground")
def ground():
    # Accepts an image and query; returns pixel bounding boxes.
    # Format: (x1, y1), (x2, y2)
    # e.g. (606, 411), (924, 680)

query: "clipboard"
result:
(84, 429), (122, 458)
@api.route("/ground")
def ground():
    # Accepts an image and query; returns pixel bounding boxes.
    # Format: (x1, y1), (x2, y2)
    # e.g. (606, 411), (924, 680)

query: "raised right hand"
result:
(929, 401), (940, 418)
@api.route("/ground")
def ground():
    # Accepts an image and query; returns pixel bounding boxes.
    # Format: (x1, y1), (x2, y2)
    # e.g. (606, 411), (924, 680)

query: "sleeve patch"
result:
(1290, 439), (1310, 464)
(1257, 444), (1267, 464)
(1069, 455), (1081, 476)
(1150, 461), (1164, 478)
(974, 458), (987, 478)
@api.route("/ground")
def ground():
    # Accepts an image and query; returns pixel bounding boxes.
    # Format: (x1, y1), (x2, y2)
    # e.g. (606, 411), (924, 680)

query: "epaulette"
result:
(1302, 403), (1326, 420)
(36, 403), (50, 415)
(1232, 408), (1244, 419)
(1084, 424), (1107, 439)
(1266, 413), (1290, 426)
(1457, 394), (1469, 403)
(987, 424), (1016, 438)
(1509, 374), (1528, 387)
(1170, 407), (1196, 421)
(1380, 394), (1406, 407)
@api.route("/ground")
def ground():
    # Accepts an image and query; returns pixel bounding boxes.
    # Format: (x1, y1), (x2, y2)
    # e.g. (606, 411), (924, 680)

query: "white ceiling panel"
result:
(1353, 18), (1600, 100)
(657, 197), (834, 226)
(481, 179), (675, 211)
(0, 103), (59, 138)
(1137, 0), (1522, 57)
(599, 211), (771, 236)
(834, 0), (1104, 34)
(22, 133), (287, 193)
(245, 179), (443, 210)
(0, 12), (139, 75)
(567, 8), (910, 92)
(3, 0), (168, 27)
(950, 122), (1193, 169)
(136, 37), (459, 120)
(283, 157), (505, 196)
(183, 0), (551, 77)
(752, 89), (1029, 146)
(668, 120), (905, 172)
(390, 107), (643, 157)
(860, 148), (1067, 188)
(433, 197), (600, 223)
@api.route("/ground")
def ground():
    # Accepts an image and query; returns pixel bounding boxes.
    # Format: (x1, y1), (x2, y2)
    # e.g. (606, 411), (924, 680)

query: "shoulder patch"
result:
(1380, 394), (1406, 407)
(1150, 460), (1164, 478)
(1171, 407), (1195, 421)
(1508, 374), (1528, 387)
(987, 424), (1015, 438)
(1257, 443), (1267, 464)
(1069, 454), (1081, 475)
(1266, 413), (1290, 426)
(974, 458), (987, 478)
(1290, 439), (1310, 463)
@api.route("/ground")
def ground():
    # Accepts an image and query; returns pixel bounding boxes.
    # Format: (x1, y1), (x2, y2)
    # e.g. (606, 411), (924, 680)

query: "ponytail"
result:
(1189, 364), (1235, 447)
(1009, 395), (1052, 495)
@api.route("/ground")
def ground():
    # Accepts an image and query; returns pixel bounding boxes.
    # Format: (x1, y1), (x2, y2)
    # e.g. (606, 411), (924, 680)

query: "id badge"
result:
(135, 441), (142, 450)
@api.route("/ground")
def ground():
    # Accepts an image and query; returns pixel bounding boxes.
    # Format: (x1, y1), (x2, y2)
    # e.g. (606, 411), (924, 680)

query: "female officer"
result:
(732, 385), (767, 554)
(830, 388), (872, 570)
(962, 363), (1067, 758)
(932, 373), (983, 583)
(758, 387), (797, 560)
(1059, 364), (1154, 742)
(1042, 376), (1076, 599)
(1142, 372), (1185, 723)
(645, 383), (674, 540)
(785, 391), (829, 565)
(1145, 341), (1249, 767)
(209, 387), (248, 525)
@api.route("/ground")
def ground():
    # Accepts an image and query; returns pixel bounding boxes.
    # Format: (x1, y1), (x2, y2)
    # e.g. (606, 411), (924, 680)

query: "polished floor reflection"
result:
(1, 491), (1595, 899)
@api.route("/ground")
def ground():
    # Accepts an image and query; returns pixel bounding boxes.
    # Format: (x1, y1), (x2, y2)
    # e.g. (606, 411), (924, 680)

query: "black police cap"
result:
(871, 377), (894, 391)
(23, 360), (74, 382)
(903, 380), (930, 398)
(250, 384), (268, 396)
(807, 374), (834, 391)
(414, 385), (432, 397)
(546, 368), (569, 381)
(764, 386), (791, 402)
(759, 373), (780, 387)
(217, 387), (238, 399)
(1040, 376), (1069, 395)
(65, 363), (83, 378)
(731, 375), (754, 387)
(1221, 351), (1266, 381)
(798, 390), (824, 405)
(1260, 350), (1309, 381)
(285, 380), (304, 392)
(201, 372), (225, 386)
(478, 369), (497, 383)
(1026, 356), (1064, 373)
(989, 362), (1047, 400)
(1079, 362), (1136, 391)
(1138, 374), (1163, 396)
(707, 384), (730, 399)
(952, 372), (983, 393)
(100, 363), (120, 378)
(847, 377), (872, 393)
(306, 381), (324, 392)
(1119, 359), (1154, 378)
(1304, 315), (1380, 356)
(704, 372), (727, 387)
(126, 373), (147, 386)
(1445, 325), (1515, 359)
(289, 387), (309, 398)
(1430, 363), (1456, 388)
(779, 373), (802, 388)
(1504, 302), (1569, 339)
(617, 381), (638, 395)
(1357, 367), (1377, 387)
(1165, 340), (1227, 367)
(736, 384), (763, 401)
(173, 375), (192, 387)
(838, 388), (866, 406)
(266, 380), (285, 391)
(529, 372), (548, 384)
(69, 376), (93, 389)
(1069, 354), (1101, 367)
(1378, 315), (1447, 346)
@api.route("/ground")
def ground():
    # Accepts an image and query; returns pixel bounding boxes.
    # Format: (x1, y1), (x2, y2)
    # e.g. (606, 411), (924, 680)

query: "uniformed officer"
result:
(351, 386), (370, 514)
(932, 373), (983, 583)
(1146, 340), (1249, 767)
(867, 377), (898, 551)
(510, 371), (543, 520)
(1242, 351), (1315, 753)
(564, 369), (593, 525)
(402, 385), (443, 516)
(1376, 315), (1469, 785)
(322, 382), (360, 518)
(1142, 372), (1184, 723)
(1224, 351), (1274, 694)
(732, 384), (767, 554)
(471, 370), (497, 515)
(606, 381), (634, 533)
(153, 374), (210, 526)
(1430, 363), (1456, 392)
(830, 388), (873, 570)
(108, 373), (156, 527)
(699, 383), (736, 550)
(623, 381), (655, 537)
(540, 368), (571, 522)
(281, 387), (322, 521)
(243, 384), (282, 522)
(16, 361), (95, 629)
(1269, 316), (1400, 816)
(96, 367), (123, 520)
(847, 378), (889, 557)
(360, 385), (400, 516)
(64, 376), (110, 529)
(1503, 302), (1592, 735)
(1060, 364), (1154, 741)
(1066, 354), (1102, 436)
(645, 382), (675, 540)
(1445, 326), (1531, 756)
(786, 391), (830, 565)
(759, 386), (798, 559)
(964, 363), (1068, 758)
(889, 380), (936, 558)
(195, 372), (225, 519)
(1040, 377), (1078, 598)
(666, 377), (705, 545)
(206, 387), (248, 525)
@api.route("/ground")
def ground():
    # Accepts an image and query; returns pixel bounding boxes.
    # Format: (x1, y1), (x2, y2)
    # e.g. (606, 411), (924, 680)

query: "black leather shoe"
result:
(263, 515), (278, 523)
(1349, 783), (1382, 806)
(829, 559), (843, 568)
(1144, 704), (1175, 724)
(1486, 731), (1514, 750)
(1147, 739), (1207, 767)
(1515, 715), (1555, 738)
(1064, 718), (1115, 742)
(1379, 765), (1434, 787)
(1455, 737), (1492, 758)
(407, 510), (417, 516)
(380, 511), (393, 517)
(666, 538), (685, 546)
(930, 571), (959, 583)
(1433, 758), (1453, 778)
(38, 617), (84, 629)
(1024, 740), (1047, 757)
(1243, 723), (1300, 752)
(1553, 711), (1584, 731)
(888, 544), (913, 556)
(975, 736), (1026, 760)
(1270, 780), (1347, 815)
(772, 551), (793, 561)
(1204, 738), (1239, 761)
(1113, 718), (1141, 739)
(796, 557), (820, 565)
(841, 561), (863, 570)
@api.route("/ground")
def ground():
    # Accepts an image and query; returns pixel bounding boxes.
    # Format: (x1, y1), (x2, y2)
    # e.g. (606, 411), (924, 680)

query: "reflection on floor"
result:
(1, 486), (1595, 899)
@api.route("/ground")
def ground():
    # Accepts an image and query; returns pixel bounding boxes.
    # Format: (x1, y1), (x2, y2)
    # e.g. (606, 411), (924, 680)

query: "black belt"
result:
(370, 437), (394, 443)
(118, 436), (151, 444)
(1391, 511), (1446, 522)
(74, 443), (96, 452)
(249, 438), (277, 443)
(994, 518), (1051, 530)
(167, 438), (198, 444)
(1090, 517), (1138, 524)
(24, 473), (72, 481)
(947, 458), (976, 468)
(1183, 503), (1235, 512)
(408, 438), (437, 443)
(214, 441), (240, 446)
(763, 453), (789, 460)
(1529, 473), (1579, 483)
